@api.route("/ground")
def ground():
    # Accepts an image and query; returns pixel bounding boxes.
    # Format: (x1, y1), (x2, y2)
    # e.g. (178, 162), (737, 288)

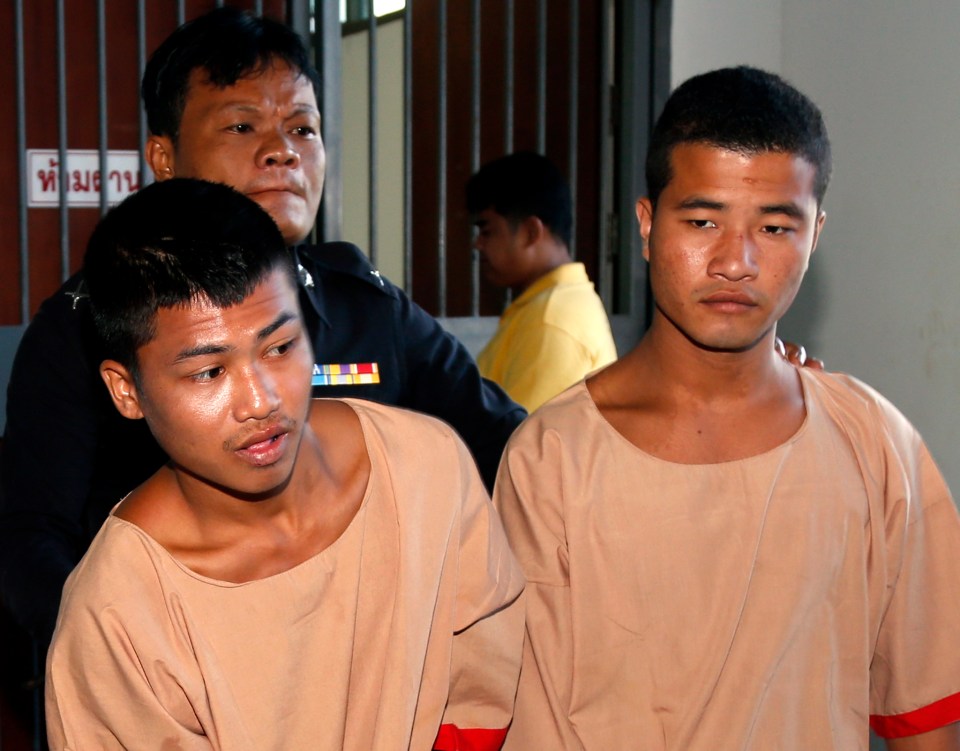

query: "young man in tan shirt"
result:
(45, 179), (524, 751)
(496, 66), (960, 750)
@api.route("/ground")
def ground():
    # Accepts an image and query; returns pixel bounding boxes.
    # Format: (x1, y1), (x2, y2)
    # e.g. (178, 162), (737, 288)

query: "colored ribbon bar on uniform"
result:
(311, 362), (380, 386)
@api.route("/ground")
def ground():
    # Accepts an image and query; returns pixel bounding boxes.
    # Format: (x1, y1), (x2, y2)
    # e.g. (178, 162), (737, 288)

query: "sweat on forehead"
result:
(83, 178), (295, 371)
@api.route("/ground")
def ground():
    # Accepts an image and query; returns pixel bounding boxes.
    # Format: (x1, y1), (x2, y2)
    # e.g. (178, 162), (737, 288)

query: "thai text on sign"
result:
(27, 149), (141, 208)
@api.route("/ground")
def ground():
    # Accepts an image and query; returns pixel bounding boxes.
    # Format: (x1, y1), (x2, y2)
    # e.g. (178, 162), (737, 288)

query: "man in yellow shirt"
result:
(468, 152), (618, 412)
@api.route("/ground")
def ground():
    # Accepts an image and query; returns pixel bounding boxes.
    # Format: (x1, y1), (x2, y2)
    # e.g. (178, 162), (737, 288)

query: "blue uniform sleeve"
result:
(393, 288), (526, 491)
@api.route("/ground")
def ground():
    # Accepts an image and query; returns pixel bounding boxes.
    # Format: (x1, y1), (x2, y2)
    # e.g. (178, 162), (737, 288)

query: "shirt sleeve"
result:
(393, 288), (526, 493)
(493, 424), (586, 751)
(434, 440), (526, 751)
(868, 421), (960, 738)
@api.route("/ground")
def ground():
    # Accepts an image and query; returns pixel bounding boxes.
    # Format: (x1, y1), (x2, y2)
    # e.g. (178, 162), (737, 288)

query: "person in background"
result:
(467, 152), (617, 413)
(45, 178), (524, 751)
(0, 7), (524, 665)
(495, 66), (960, 750)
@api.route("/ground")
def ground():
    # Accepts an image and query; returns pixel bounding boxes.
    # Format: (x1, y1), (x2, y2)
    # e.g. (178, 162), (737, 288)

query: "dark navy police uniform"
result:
(0, 241), (525, 645)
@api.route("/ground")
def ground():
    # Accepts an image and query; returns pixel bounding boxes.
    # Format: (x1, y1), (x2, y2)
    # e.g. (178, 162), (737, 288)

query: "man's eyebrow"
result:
(216, 102), (261, 114)
(173, 312), (297, 363)
(256, 312), (298, 342)
(174, 343), (231, 363)
(288, 103), (321, 116)
(759, 202), (806, 220)
(674, 197), (807, 220)
(676, 197), (726, 211)
(216, 102), (319, 116)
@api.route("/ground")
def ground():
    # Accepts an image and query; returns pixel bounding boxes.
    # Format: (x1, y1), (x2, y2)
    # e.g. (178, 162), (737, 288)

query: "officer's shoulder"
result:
(297, 242), (397, 297)
(25, 272), (91, 334)
(41, 271), (90, 313)
(13, 271), (94, 368)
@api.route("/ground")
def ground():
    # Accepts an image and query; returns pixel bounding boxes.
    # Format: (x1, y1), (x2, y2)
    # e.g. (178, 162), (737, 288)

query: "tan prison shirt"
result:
(495, 369), (960, 749)
(46, 400), (525, 751)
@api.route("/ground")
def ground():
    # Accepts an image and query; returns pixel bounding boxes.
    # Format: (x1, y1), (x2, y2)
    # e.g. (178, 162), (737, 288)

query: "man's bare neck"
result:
(115, 400), (370, 582)
(511, 242), (573, 297)
(588, 329), (806, 464)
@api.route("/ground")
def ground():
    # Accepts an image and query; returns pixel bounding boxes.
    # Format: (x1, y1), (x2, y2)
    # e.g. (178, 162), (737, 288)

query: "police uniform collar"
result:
(290, 242), (396, 329)
(290, 245), (329, 329)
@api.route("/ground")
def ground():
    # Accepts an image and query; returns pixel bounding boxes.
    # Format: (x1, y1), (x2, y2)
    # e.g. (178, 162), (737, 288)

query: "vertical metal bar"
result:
(177, 0), (185, 26)
(403, 1), (413, 293)
(596, 0), (614, 305)
(254, 0), (264, 15)
(645, 0), (672, 323)
(287, 2), (310, 59)
(97, 0), (109, 215)
(496, 0), (515, 309)
(436, 0), (448, 315)
(309, 0), (343, 242)
(56, 0), (70, 282)
(536, 0), (546, 152)
(138, 0), (147, 189)
(346, 0), (365, 21)
(503, 0), (514, 153)
(469, 0), (481, 316)
(367, 8), (378, 266)
(15, 0), (28, 322)
(567, 0), (579, 259)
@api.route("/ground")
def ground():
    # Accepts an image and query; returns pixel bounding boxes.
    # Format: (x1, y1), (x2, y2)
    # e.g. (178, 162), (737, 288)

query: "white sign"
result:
(27, 149), (142, 208)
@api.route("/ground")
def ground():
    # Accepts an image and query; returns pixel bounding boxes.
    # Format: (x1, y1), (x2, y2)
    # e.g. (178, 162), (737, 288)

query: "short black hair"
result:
(646, 66), (832, 206)
(466, 151), (573, 247)
(142, 6), (321, 142)
(84, 178), (295, 378)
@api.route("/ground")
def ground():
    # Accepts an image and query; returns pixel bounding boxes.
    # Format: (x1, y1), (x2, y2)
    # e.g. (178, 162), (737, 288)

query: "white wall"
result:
(671, 0), (960, 497)
(342, 19), (406, 286)
(671, 0), (782, 88)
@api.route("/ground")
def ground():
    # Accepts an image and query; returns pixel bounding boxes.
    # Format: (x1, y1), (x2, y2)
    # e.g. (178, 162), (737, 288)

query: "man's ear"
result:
(519, 215), (546, 248)
(99, 361), (145, 420)
(810, 210), (827, 255)
(636, 198), (654, 261)
(145, 135), (176, 181)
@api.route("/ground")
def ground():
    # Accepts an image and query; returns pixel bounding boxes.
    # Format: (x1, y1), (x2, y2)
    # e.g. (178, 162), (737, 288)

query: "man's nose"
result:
(258, 131), (300, 169)
(708, 230), (759, 281)
(234, 364), (281, 422)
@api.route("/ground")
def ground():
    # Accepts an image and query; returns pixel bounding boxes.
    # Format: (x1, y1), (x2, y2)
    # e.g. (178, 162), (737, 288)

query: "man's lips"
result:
(246, 185), (305, 200)
(228, 421), (296, 467)
(700, 290), (759, 307)
(235, 425), (284, 450)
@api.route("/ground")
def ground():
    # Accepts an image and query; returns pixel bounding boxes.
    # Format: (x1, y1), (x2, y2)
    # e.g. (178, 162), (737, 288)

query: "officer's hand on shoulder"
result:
(776, 338), (824, 370)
